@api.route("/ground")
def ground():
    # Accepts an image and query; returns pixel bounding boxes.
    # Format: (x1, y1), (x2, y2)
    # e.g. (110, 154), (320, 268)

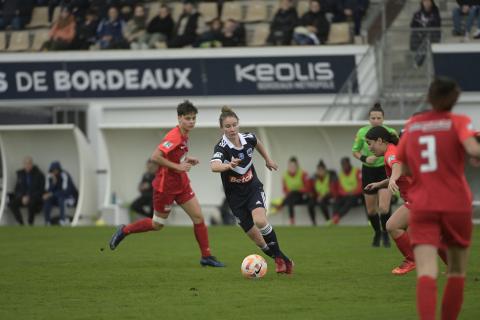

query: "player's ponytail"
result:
(366, 126), (399, 145)
(219, 106), (239, 127)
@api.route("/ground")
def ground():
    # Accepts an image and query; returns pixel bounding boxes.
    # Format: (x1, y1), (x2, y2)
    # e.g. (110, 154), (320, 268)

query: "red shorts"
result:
(153, 184), (195, 213)
(409, 210), (472, 248)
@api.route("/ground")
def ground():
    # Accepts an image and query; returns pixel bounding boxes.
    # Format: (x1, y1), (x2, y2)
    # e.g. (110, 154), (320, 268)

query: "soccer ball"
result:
(241, 254), (267, 279)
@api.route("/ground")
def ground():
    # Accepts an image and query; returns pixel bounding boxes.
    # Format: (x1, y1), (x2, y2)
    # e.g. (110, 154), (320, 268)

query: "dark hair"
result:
(428, 76), (460, 111)
(219, 106), (239, 127)
(340, 157), (351, 165)
(289, 156), (298, 163)
(317, 160), (326, 169)
(177, 100), (198, 116)
(366, 126), (399, 145)
(368, 102), (384, 116)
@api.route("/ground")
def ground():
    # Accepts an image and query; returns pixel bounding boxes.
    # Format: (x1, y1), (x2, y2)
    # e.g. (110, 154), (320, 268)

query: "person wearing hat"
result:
(43, 161), (78, 226)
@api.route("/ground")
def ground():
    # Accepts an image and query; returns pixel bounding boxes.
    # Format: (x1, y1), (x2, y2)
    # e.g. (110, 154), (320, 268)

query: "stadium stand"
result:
(6, 31), (30, 52)
(27, 7), (50, 28)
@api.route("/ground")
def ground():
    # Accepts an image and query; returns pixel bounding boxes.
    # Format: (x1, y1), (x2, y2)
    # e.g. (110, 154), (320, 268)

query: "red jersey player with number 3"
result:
(109, 100), (225, 268)
(397, 77), (480, 320)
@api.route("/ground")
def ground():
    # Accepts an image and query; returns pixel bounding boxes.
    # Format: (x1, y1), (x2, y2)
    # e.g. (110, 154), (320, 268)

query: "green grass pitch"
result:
(0, 226), (479, 320)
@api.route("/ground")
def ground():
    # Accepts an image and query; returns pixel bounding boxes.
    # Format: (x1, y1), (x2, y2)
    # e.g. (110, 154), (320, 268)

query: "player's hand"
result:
(469, 157), (480, 167)
(229, 158), (241, 169)
(388, 179), (399, 194)
(185, 157), (199, 166)
(21, 195), (29, 206)
(364, 182), (377, 191)
(266, 159), (278, 171)
(366, 155), (377, 164)
(178, 162), (192, 172)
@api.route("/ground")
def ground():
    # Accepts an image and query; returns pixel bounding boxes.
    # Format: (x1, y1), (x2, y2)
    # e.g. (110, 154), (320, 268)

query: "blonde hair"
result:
(219, 106), (239, 127)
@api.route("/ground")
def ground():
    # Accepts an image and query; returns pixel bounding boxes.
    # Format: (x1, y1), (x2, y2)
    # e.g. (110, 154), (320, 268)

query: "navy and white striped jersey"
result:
(211, 132), (262, 197)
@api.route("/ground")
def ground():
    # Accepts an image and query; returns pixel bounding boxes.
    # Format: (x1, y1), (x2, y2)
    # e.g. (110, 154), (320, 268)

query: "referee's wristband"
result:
(360, 155), (368, 163)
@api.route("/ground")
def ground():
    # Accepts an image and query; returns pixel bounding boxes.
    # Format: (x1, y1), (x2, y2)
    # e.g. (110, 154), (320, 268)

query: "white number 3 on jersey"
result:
(419, 135), (438, 172)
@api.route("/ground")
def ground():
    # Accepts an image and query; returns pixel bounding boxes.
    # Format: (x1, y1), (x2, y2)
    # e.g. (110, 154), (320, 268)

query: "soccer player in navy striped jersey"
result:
(210, 106), (294, 274)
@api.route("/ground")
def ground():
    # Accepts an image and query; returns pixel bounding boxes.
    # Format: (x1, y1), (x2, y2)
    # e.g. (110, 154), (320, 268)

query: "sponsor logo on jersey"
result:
(213, 152), (223, 159)
(163, 141), (173, 149)
(238, 153), (245, 160)
(388, 155), (396, 164)
(229, 169), (253, 184)
(247, 148), (253, 158)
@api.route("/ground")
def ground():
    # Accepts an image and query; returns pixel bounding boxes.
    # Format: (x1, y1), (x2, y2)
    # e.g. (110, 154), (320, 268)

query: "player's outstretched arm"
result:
(463, 136), (480, 158)
(151, 148), (191, 172)
(255, 140), (278, 171)
(211, 158), (241, 172)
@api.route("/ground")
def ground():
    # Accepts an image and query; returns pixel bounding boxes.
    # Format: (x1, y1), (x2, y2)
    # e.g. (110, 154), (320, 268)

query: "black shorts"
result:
(362, 165), (387, 195)
(227, 187), (266, 232)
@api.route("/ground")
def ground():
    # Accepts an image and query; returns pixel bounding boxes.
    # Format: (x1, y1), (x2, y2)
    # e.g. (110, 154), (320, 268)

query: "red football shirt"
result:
(397, 111), (475, 212)
(152, 126), (190, 194)
(384, 143), (412, 203)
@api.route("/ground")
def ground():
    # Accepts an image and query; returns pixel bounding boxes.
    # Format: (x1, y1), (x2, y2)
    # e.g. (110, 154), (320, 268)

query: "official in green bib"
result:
(352, 103), (397, 247)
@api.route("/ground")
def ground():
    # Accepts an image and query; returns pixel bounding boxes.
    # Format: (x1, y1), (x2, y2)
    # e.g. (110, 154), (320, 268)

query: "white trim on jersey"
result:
(229, 159), (253, 175)
(222, 133), (247, 150)
(210, 159), (222, 163)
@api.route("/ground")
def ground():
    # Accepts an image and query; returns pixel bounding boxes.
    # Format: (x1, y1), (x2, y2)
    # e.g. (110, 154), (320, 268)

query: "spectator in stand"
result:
(168, 0), (204, 48)
(333, 0), (369, 36)
(410, 0), (441, 67)
(90, 0), (109, 20)
(41, 6), (76, 51)
(43, 161), (78, 226)
(130, 159), (157, 218)
(293, 0), (330, 45)
(73, 8), (99, 50)
(452, 0), (480, 39)
(96, 6), (127, 49)
(48, 0), (89, 23)
(307, 160), (338, 225)
(221, 18), (246, 47)
(111, 0), (138, 21)
(196, 18), (224, 47)
(144, 4), (174, 48)
(331, 157), (362, 225)
(8, 156), (45, 226)
(281, 157), (311, 225)
(0, 0), (34, 30)
(266, 0), (298, 46)
(123, 4), (147, 49)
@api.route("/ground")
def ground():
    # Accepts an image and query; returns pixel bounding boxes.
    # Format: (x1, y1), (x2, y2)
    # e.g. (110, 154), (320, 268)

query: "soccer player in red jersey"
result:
(109, 101), (225, 268)
(364, 126), (416, 275)
(397, 77), (480, 320)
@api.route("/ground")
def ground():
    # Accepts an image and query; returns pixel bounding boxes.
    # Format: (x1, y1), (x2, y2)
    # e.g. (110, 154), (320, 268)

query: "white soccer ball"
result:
(241, 254), (267, 279)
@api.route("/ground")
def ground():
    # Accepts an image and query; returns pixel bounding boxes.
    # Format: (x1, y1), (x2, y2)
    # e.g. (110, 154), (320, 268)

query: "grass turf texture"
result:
(0, 226), (479, 320)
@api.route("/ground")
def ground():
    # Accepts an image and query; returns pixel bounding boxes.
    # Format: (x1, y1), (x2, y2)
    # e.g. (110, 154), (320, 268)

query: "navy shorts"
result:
(227, 187), (266, 232)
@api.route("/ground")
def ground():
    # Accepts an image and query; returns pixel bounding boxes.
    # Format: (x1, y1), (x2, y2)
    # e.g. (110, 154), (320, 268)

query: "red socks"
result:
(194, 221), (211, 257)
(122, 218), (155, 235)
(417, 276), (437, 320)
(441, 276), (465, 320)
(393, 231), (414, 261)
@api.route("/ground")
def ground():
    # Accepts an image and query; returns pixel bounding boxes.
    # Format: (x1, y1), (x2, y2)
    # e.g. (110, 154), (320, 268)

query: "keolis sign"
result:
(0, 53), (357, 100)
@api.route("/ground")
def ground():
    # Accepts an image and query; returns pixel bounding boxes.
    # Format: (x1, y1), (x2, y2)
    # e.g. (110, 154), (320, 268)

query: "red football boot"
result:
(392, 260), (416, 275)
(275, 257), (286, 273)
(285, 259), (295, 275)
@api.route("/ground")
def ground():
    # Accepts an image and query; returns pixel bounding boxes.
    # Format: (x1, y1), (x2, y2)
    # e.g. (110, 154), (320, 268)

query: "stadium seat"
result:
(199, 2), (218, 23)
(170, 2), (183, 22)
(297, 0), (310, 16)
(244, 2), (268, 22)
(327, 22), (351, 44)
(27, 7), (50, 28)
(31, 29), (50, 51)
(248, 23), (270, 46)
(7, 31), (30, 51)
(52, 6), (61, 23)
(0, 32), (6, 51)
(268, 2), (280, 21)
(222, 2), (243, 21)
(147, 2), (161, 23)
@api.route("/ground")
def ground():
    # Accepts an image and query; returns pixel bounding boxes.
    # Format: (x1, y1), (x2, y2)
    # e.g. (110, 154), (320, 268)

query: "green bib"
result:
(314, 175), (330, 197)
(283, 170), (304, 192)
(339, 167), (359, 193)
